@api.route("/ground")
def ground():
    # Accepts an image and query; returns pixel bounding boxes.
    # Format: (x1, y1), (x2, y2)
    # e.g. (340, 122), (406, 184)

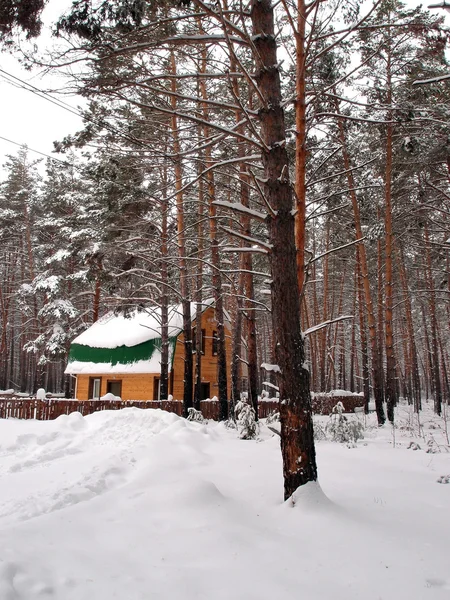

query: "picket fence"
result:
(0, 393), (364, 421)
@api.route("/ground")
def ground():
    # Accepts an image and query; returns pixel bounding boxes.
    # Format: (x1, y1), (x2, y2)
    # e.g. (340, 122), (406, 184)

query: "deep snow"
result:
(0, 404), (449, 600)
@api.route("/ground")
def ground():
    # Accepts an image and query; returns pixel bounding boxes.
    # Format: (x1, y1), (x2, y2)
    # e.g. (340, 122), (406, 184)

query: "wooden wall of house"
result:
(74, 307), (232, 401)
(75, 373), (157, 401)
(171, 306), (232, 400)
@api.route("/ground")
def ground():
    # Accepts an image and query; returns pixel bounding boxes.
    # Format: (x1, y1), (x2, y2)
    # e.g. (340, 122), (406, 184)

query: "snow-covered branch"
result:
(303, 315), (354, 337)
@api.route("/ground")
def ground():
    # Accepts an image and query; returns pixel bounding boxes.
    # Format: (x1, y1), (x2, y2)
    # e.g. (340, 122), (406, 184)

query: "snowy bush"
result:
(187, 407), (204, 423)
(325, 402), (364, 446)
(437, 475), (450, 484)
(426, 435), (449, 454)
(313, 419), (328, 441)
(234, 399), (258, 440)
(224, 417), (237, 430)
(407, 441), (421, 451)
(266, 410), (280, 424)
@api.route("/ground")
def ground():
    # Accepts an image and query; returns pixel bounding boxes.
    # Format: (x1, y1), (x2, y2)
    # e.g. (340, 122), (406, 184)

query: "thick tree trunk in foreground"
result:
(251, 0), (317, 499)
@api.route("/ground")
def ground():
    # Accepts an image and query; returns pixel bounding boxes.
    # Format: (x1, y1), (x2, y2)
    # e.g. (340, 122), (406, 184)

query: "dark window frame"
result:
(154, 377), (160, 401)
(192, 328), (206, 355)
(88, 377), (102, 400)
(106, 380), (122, 398)
(212, 330), (218, 356)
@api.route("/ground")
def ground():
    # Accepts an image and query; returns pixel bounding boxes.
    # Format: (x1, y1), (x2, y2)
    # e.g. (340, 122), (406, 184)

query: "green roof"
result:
(68, 336), (179, 367)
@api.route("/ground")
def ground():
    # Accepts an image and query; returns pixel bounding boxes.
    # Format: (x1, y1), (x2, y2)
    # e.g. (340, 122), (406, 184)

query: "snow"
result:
(212, 200), (267, 221)
(67, 355), (167, 375)
(261, 362), (281, 373)
(329, 389), (364, 397)
(72, 301), (213, 349)
(100, 393), (121, 401)
(0, 403), (449, 599)
(36, 388), (46, 400)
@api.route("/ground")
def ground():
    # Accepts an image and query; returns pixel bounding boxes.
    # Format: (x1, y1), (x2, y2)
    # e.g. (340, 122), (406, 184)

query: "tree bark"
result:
(251, 0), (317, 499)
(334, 96), (385, 423)
(170, 51), (193, 414)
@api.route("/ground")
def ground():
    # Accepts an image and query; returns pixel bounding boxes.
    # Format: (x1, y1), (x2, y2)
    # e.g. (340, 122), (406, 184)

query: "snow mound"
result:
(0, 404), (448, 600)
(289, 480), (334, 511)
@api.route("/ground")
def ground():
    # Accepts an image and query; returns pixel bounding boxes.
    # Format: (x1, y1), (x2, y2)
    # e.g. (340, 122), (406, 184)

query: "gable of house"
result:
(64, 300), (231, 401)
(65, 302), (208, 376)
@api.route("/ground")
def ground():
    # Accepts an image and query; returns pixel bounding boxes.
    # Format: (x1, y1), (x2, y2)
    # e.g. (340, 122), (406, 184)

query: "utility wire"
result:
(0, 134), (69, 164)
(0, 67), (161, 154)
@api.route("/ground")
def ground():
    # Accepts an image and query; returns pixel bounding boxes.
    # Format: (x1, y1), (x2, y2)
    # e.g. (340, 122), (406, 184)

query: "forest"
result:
(0, 0), (449, 433)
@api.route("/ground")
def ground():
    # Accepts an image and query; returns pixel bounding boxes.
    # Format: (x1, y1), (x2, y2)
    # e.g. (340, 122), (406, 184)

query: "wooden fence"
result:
(0, 394), (364, 421)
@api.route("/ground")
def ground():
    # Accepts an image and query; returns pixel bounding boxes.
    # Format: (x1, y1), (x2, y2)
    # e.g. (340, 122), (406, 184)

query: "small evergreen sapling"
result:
(187, 407), (204, 423)
(234, 398), (258, 440)
(325, 401), (364, 446)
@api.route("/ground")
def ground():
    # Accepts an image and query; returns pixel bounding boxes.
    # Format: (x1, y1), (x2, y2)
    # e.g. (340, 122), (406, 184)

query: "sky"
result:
(0, 0), (84, 175)
(0, 0), (448, 177)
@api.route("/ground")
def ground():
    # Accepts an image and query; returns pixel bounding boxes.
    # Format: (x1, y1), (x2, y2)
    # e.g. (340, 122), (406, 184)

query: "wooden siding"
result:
(171, 306), (232, 400)
(74, 307), (232, 401)
(76, 373), (158, 401)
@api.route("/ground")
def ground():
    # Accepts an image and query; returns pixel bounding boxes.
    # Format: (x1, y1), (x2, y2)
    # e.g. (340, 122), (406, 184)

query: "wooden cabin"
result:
(65, 301), (233, 401)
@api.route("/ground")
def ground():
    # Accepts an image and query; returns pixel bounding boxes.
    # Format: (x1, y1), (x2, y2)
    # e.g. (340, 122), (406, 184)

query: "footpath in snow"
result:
(0, 403), (449, 600)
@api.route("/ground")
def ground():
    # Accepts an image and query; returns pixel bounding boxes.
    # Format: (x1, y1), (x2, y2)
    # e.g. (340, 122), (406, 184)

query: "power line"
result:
(0, 68), (84, 119)
(0, 67), (159, 154)
(0, 134), (70, 164)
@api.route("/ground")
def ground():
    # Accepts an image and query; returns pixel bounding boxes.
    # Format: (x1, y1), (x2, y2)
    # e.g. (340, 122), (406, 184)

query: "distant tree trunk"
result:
(349, 268), (357, 393)
(396, 245), (421, 411)
(194, 128), (204, 412)
(377, 208), (385, 416)
(228, 49), (258, 414)
(421, 304), (433, 401)
(383, 69), (397, 422)
(251, 0), (317, 498)
(92, 255), (103, 323)
(159, 162), (170, 402)
(439, 336), (450, 406)
(319, 223), (330, 392)
(170, 52), (193, 414)
(334, 96), (385, 424)
(424, 224), (442, 415)
(231, 274), (244, 412)
(295, 0), (308, 297)
(357, 250), (371, 413)
(198, 40), (228, 420)
(326, 268), (345, 392)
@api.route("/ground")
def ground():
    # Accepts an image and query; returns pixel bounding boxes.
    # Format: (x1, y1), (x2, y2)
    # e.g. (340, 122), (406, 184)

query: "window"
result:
(89, 377), (102, 400)
(107, 380), (122, 398)
(212, 331), (218, 356)
(154, 378), (160, 401)
(200, 382), (210, 400)
(192, 328), (206, 354)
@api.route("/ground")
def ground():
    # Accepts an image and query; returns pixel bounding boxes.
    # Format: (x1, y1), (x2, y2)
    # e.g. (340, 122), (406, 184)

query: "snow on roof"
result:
(67, 355), (165, 375)
(65, 300), (215, 375)
(72, 300), (213, 350)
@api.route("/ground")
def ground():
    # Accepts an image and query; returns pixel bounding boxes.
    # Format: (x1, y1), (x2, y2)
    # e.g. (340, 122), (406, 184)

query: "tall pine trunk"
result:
(251, 0), (317, 499)
(170, 52), (193, 414)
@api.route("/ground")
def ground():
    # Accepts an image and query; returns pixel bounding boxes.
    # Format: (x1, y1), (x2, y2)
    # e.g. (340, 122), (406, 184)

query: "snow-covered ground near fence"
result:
(0, 403), (449, 600)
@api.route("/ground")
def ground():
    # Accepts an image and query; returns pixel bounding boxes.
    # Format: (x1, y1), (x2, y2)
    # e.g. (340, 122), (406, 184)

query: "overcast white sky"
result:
(0, 0), (447, 178)
(0, 0), (83, 175)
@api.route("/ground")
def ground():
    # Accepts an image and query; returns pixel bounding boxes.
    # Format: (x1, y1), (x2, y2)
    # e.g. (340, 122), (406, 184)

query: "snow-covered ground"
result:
(0, 403), (449, 600)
